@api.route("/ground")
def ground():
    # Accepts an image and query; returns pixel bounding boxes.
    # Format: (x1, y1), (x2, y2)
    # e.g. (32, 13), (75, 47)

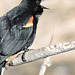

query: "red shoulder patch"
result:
(23, 16), (33, 28)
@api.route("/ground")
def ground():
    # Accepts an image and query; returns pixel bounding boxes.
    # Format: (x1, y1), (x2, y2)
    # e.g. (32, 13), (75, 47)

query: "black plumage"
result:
(0, 0), (46, 74)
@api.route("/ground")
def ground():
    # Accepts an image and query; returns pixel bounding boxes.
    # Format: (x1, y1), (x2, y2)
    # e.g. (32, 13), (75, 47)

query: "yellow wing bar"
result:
(23, 16), (33, 28)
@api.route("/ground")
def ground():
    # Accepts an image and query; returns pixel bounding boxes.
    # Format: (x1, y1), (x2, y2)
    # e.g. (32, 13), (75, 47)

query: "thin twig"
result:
(39, 57), (51, 75)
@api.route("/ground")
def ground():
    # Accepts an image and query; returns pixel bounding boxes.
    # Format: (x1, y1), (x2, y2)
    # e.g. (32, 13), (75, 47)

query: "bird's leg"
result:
(22, 48), (33, 62)
(21, 51), (26, 62)
(23, 48), (33, 52)
(21, 48), (29, 62)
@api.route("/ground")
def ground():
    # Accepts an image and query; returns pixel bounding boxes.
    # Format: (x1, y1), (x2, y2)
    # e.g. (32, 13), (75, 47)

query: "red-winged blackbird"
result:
(0, 0), (48, 74)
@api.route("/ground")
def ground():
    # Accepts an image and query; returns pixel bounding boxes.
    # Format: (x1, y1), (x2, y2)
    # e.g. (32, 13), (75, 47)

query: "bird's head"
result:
(32, 0), (49, 18)
(22, 0), (49, 18)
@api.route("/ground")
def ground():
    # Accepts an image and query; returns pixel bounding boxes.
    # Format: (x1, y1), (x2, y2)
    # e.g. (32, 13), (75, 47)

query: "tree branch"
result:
(39, 57), (51, 75)
(8, 41), (75, 66)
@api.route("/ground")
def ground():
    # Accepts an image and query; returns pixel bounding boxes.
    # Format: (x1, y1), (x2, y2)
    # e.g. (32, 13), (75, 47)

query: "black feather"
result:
(0, 0), (44, 74)
(0, 65), (2, 75)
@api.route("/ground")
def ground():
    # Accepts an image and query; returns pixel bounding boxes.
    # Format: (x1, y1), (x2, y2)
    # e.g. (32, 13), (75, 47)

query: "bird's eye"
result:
(35, 15), (40, 18)
(34, 6), (38, 11)
(36, 1), (40, 5)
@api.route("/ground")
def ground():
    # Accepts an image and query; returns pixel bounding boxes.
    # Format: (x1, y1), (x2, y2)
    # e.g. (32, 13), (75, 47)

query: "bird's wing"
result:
(6, 1), (29, 20)
(0, 14), (34, 64)
(0, 15), (11, 43)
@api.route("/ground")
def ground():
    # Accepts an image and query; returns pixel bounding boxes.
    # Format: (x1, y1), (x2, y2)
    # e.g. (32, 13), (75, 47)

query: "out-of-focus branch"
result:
(39, 57), (51, 75)
(8, 41), (75, 66)
(39, 28), (55, 75)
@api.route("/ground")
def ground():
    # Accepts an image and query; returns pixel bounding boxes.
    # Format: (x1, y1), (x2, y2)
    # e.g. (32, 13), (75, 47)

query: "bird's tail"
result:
(0, 61), (7, 75)
(0, 64), (4, 75)
(0, 64), (2, 75)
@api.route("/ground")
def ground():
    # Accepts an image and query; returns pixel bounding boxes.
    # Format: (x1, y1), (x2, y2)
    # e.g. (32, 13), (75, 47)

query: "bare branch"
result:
(8, 41), (75, 66)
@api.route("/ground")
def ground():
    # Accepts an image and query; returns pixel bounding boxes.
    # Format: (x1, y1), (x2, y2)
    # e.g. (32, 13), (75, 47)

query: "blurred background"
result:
(0, 0), (75, 75)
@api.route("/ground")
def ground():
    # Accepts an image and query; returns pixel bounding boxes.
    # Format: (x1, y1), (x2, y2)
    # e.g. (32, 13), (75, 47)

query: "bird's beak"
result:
(41, 5), (50, 10)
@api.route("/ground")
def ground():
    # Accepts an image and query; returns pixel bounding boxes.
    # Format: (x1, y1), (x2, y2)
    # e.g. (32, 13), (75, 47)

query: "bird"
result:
(0, 0), (48, 75)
